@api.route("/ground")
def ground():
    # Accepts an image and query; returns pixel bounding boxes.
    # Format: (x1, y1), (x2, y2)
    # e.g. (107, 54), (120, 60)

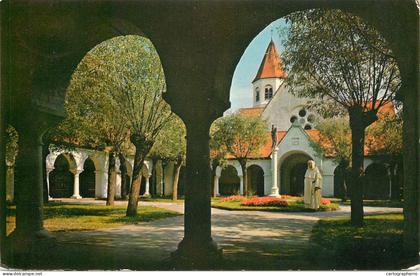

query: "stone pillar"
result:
(214, 175), (220, 197)
(71, 170), (83, 199)
(239, 175), (244, 196)
(45, 167), (53, 200)
(172, 121), (221, 268)
(10, 114), (56, 255)
(269, 147), (280, 197)
(143, 174), (151, 196)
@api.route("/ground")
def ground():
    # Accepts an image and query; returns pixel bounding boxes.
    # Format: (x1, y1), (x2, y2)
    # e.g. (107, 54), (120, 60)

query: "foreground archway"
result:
(2, 0), (418, 269)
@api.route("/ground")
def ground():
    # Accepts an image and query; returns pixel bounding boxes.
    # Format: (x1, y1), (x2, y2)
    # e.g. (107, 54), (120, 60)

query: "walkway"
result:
(43, 199), (402, 270)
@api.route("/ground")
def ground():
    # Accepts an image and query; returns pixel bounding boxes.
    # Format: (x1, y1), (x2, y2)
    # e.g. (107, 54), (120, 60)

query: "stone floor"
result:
(27, 199), (404, 270)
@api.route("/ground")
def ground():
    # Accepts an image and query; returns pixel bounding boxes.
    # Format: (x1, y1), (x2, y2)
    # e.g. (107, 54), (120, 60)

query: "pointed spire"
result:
(253, 40), (286, 83)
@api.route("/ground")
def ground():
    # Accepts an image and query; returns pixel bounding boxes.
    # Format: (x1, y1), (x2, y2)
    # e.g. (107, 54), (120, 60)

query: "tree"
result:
(66, 35), (172, 216)
(282, 9), (401, 226)
(211, 113), (267, 196)
(149, 116), (186, 200)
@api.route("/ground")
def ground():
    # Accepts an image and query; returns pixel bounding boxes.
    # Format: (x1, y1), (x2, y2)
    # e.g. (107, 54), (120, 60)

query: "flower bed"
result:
(212, 195), (339, 212)
(241, 197), (289, 207)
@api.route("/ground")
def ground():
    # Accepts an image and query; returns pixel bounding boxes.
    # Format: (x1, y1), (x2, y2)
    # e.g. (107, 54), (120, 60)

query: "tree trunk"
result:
(239, 159), (248, 196)
(119, 153), (128, 200)
(349, 112), (367, 227)
(126, 143), (146, 216)
(172, 158), (182, 201)
(106, 151), (117, 206)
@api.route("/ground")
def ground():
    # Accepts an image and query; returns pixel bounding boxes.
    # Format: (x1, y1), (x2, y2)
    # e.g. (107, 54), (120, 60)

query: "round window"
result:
(299, 109), (307, 117)
(304, 124), (312, 130)
(290, 116), (298, 123)
(299, 118), (306, 124)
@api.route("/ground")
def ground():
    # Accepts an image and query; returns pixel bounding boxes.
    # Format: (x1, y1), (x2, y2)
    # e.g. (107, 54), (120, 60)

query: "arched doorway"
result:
(219, 165), (240, 196)
(80, 158), (96, 198)
(364, 163), (390, 199)
(49, 154), (74, 198)
(334, 161), (349, 199)
(280, 153), (311, 196)
(247, 165), (265, 196)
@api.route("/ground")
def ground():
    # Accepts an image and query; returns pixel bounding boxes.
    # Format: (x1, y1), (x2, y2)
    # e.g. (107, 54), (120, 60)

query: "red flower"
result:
(320, 198), (331, 205)
(241, 197), (288, 207)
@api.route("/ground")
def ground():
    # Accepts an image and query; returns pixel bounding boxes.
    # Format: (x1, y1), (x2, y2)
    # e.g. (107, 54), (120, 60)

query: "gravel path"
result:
(47, 198), (402, 270)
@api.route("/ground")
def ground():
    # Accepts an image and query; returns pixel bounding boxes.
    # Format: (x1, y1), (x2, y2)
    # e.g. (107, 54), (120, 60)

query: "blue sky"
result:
(228, 18), (288, 112)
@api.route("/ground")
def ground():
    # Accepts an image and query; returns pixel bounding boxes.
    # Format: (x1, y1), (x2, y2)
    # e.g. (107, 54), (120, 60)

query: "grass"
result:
(211, 197), (339, 212)
(6, 202), (181, 234)
(309, 213), (410, 270)
(340, 199), (403, 208)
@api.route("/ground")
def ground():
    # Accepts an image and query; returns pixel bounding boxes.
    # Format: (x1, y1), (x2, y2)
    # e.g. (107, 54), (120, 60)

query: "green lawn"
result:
(6, 203), (181, 234)
(211, 197), (339, 212)
(309, 213), (411, 270)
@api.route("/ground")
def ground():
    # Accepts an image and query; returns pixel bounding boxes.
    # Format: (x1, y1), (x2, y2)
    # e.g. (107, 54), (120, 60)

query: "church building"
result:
(214, 40), (395, 199)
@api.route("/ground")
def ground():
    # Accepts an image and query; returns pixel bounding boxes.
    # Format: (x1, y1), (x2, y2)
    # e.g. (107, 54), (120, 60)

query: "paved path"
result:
(46, 199), (402, 270)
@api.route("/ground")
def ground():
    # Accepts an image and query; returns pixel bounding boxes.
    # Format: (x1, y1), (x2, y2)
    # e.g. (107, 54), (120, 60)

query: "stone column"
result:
(143, 174), (151, 196)
(269, 147), (280, 197)
(10, 114), (57, 255)
(214, 175), (220, 197)
(45, 167), (54, 200)
(239, 175), (244, 196)
(71, 170), (83, 199)
(172, 121), (221, 268)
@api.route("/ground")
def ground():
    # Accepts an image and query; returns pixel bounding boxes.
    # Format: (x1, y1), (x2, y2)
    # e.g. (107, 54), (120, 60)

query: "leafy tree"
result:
(211, 113), (267, 196)
(149, 116), (186, 200)
(64, 35), (171, 213)
(282, 9), (401, 226)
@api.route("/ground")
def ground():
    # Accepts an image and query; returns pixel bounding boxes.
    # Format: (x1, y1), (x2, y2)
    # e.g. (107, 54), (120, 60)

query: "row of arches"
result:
(218, 155), (398, 199)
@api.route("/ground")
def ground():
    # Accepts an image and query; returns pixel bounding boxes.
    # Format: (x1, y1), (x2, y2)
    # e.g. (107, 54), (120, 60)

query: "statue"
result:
(271, 124), (277, 150)
(304, 160), (323, 210)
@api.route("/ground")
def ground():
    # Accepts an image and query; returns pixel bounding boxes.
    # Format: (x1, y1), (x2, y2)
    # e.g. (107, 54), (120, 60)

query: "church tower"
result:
(252, 39), (286, 107)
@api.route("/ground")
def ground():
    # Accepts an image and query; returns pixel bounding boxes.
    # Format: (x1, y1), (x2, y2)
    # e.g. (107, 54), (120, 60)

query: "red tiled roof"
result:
(238, 107), (265, 116)
(253, 40), (286, 82)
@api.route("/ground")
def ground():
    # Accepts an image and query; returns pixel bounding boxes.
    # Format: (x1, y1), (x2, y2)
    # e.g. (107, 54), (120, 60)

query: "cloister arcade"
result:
(0, 0), (418, 269)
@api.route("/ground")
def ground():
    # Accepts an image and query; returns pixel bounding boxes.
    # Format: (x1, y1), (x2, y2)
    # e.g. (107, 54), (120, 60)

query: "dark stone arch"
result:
(247, 165), (265, 196)
(49, 154), (74, 198)
(364, 163), (390, 199)
(280, 153), (311, 196)
(219, 165), (240, 196)
(80, 158), (96, 198)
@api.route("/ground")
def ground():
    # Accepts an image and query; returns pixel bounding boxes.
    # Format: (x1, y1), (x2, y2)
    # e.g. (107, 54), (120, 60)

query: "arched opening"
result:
(364, 163), (390, 199)
(49, 154), (74, 198)
(247, 165), (265, 196)
(219, 165), (240, 196)
(80, 158), (96, 198)
(334, 162), (348, 199)
(280, 153), (311, 196)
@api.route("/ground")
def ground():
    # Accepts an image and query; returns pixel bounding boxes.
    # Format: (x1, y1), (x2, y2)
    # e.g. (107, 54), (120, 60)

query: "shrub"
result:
(241, 197), (288, 207)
